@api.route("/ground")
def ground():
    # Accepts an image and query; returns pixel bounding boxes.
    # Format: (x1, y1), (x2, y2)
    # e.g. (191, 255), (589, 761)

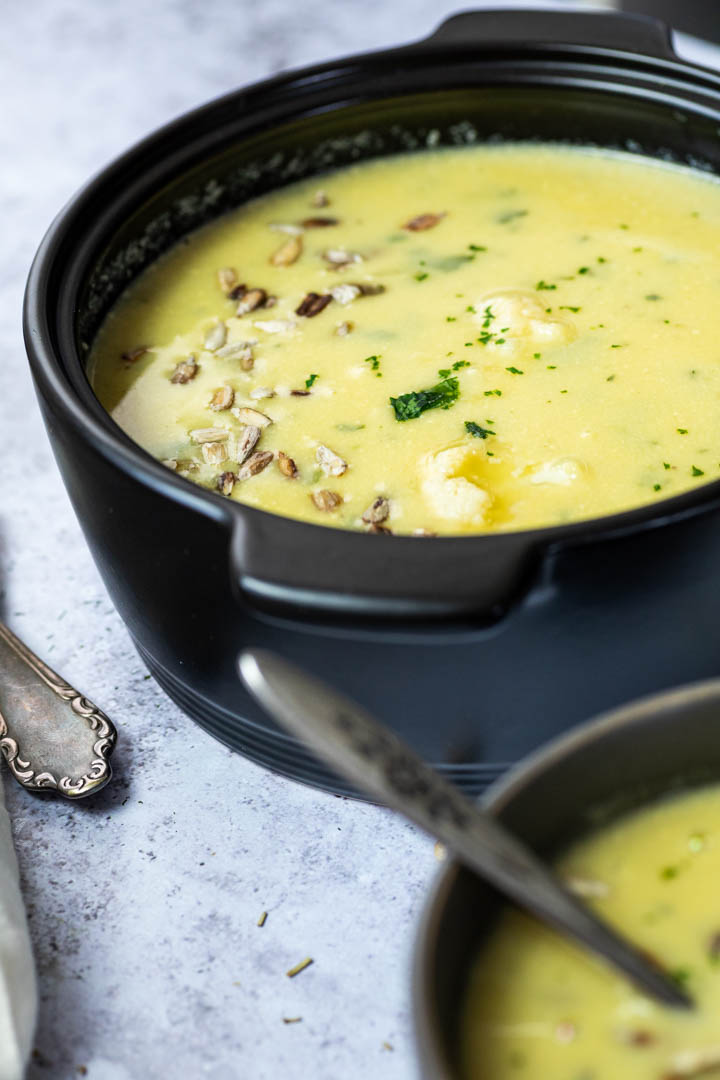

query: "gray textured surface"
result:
(1, 2), (716, 1078)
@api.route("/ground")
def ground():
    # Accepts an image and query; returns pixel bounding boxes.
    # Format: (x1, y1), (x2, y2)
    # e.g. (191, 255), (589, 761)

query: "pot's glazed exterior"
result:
(413, 679), (720, 1079)
(23, 9), (720, 795)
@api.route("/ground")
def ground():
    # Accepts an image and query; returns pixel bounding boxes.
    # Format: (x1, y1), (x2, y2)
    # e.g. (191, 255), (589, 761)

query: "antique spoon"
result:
(240, 647), (692, 1009)
(0, 621), (116, 798)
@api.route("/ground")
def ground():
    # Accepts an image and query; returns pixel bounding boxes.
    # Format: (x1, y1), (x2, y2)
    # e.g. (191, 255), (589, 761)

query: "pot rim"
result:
(22, 8), (720, 609)
(412, 675), (720, 1079)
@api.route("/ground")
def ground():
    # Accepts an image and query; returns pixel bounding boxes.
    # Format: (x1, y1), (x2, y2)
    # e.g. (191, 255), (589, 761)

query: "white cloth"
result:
(0, 772), (36, 1080)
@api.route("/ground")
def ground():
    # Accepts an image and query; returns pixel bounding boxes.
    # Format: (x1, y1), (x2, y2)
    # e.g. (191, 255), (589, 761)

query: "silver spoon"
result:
(239, 647), (692, 1010)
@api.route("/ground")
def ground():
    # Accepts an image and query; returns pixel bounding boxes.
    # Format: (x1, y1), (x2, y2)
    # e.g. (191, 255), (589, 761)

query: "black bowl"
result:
(413, 678), (720, 1079)
(22, 8), (720, 796)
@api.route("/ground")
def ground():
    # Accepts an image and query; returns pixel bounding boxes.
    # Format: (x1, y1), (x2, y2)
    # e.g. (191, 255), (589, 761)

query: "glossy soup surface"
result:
(90, 145), (720, 535)
(461, 784), (720, 1080)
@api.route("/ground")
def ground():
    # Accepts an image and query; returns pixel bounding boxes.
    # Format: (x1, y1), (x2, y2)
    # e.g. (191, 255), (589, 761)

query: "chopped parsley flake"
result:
(497, 209), (528, 225)
(445, 316), (456, 322)
(364, 354), (382, 377)
(506, 366), (524, 375)
(482, 306), (495, 329)
(305, 373), (319, 389)
(559, 305), (581, 312)
(466, 305), (476, 313)
(653, 483), (662, 492)
(390, 369), (461, 421)
(536, 280), (556, 291)
(677, 428), (688, 435)
(414, 271), (429, 282)
(484, 389), (502, 397)
(606, 375), (616, 382)
(663, 462), (671, 470)
(578, 266), (590, 274)
(547, 365), (557, 370)
(468, 243), (487, 252)
(692, 466), (705, 476)
(465, 421), (495, 439)
(661, 865), (679, 880)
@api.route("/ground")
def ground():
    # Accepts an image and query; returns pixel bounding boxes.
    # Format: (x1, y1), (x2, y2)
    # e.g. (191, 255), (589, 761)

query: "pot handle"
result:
(423, 9), (675, 61)
(230, 512), (543, 627)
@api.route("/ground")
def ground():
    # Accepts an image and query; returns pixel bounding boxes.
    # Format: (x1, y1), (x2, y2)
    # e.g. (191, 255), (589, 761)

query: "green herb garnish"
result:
(497, 209), (528, 225)
(484, 389), (502, 397)
(506, 366), (524, 375)
(692, 466), (705, 477)
(465, 421), (495, 439)
(536, 280), (556, 291)
(305, 373), (319, 389)
(414, 271), (429, 282)
(390, 370), (460, 421)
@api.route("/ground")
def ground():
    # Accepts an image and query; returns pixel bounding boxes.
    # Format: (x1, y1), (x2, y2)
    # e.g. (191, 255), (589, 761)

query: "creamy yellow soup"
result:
(461, 784), (720, 1080)
(90, 144), (720, 535)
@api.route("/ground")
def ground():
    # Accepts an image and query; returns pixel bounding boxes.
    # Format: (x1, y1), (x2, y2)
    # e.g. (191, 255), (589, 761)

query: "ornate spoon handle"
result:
(0, 621), (116, 798)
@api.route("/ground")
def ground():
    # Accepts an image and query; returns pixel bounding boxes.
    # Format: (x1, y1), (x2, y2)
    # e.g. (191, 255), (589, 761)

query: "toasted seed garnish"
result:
(403, 212), (446, 231)
(362, 496), (389, 524)
(121, 345), (149, 363)
(254, 319), (296, 334)
(335, 320), (353, 337)
(201, 441), (227, 465)
(277, 452), (298, 478)
(264, 295), (278, 308)
(565, 876), (610, 899)
(323, 248), (362, 268)
(291, 389), (311, 397)
(175, 459), (199, 474)
(367, 522), (393, 535)
(311, 489), (342, 511)
(236, 425), (261, 464)
(238, 450), (274, 480)
(217, 267), (238, 294)
(282, 1017), (302, 1025)
(237, 288), (268, 316)
(257, 911), (268, 927)
(209, 385), (235, 411)
(250, 386), (275, 400)
(271, 234), (303, 267)
(269, 222), (304, 236)
(330, 284), (361, 306)
(312, 189), (329, 207)
(190, 427), (229, 444)
(204, 321), (228, 351)
(216, 340), (255, 370)
(296, 292), (332, 318)
(216, 471), (236, 496)
(412, 528), (437, 537)
(316, 444), (347, 477)
(161, 458), (178, 470)
(228, 282), (247, 301)
(301, 216), (339, 228)
(349, 281), (386, 297)
(232, 406), (273, 428)
(170, 356), (198, 383)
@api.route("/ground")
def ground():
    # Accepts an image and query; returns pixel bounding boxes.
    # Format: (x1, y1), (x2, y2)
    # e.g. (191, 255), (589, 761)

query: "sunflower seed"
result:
(209, 385), (234, 411)
(238, 450), (274, 479)
(301, 216), (339, 228)
(237, 288), (267, 316)
(236, 425), (261, 464)
(323, 248), (362, 268)
(217, 267), (238, 294)
(269, 222), (304, 236)
(403, 212), (446, 231)
(349, 281), (386, 297)
(170, 356), (198, 383)
(316, 444), (347, 477)
(175, 459), (199, 475)
(366, 522), (393, 535)
(312, 190), (329, 208)
(249, 386), (275, 400)
(202, 441), (228, 465)
(232, 406), (273, 428)
(296, 292), (332, 317)
(277, 452), (298, 478)
(335, 320), (353, 337)
(254, 319), (296, 334)
(228, 282), (247, 301)
(362, 496), (389, 524)
(121, 345), (149, 363)
(204, 322), (228, 351)
(271, 235), (303, 267)
(161, 459), (177, 470)
(190, 427), (229, 444)
(216, 471), (236, 496)
(311, 489), (342, 511)
(330, 284), (361, 306)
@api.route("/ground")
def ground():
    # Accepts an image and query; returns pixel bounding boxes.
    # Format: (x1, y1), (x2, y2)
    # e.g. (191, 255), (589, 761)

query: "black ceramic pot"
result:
(23, 9), (720, 797)
(413, 678), (720, 1079)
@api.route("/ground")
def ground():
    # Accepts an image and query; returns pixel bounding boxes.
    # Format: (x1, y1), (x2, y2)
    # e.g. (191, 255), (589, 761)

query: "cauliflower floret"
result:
(420, 447), (492, 525)
(526, 457), (586, 486)
(474, 290), (577, 348)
